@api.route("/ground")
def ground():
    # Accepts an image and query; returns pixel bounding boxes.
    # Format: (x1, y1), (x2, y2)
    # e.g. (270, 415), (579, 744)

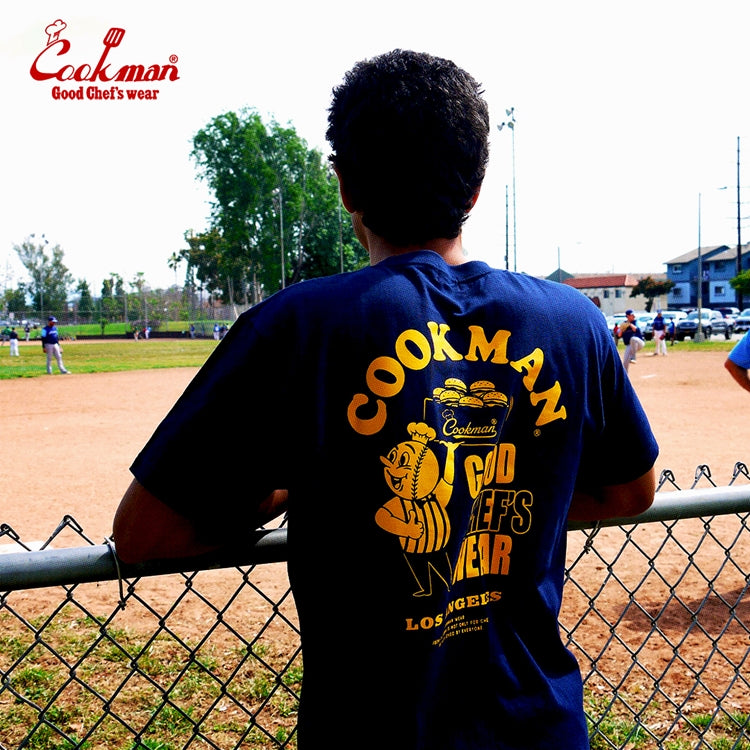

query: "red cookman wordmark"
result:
(30, 19), (180, 101)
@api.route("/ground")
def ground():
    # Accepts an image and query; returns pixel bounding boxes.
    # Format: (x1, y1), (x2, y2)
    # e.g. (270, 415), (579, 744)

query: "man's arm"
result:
(724, 357), (750, 393)
(112, 478), (288, 564)
(568, 466), (656, 522)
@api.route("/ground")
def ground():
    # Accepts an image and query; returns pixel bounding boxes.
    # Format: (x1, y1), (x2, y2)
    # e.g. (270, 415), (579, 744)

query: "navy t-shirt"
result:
(131, 251), (658, 749)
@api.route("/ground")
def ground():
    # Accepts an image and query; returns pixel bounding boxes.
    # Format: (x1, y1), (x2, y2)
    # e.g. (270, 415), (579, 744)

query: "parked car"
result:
(605, 313), (628, 340)
(716, 307), (740, 319)
(635, 313), (655, 340)
(714, 307), (738, 333)
(675, 309), (732, 340)
(663, 310), (687, 322)
(734, 309), (750, 333)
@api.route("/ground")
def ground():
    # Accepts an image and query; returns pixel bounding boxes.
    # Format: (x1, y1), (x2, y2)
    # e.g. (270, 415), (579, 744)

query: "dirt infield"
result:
(1, 346), (747, 541)
(2, 346), (749, 731)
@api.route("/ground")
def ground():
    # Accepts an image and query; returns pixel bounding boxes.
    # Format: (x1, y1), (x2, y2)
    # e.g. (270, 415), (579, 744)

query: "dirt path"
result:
(1, 348), (747, 541)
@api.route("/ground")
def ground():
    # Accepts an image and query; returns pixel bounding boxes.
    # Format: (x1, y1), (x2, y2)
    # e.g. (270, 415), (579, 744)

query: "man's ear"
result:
(333, 166), (357, 214)
(467, 187), (481, 211)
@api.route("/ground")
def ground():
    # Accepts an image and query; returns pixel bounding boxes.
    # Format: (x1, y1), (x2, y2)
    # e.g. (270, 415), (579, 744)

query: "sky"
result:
(2, 0), (750, 294)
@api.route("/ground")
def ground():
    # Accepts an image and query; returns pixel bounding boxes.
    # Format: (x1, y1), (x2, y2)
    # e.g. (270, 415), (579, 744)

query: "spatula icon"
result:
(103, 27), (125, 49)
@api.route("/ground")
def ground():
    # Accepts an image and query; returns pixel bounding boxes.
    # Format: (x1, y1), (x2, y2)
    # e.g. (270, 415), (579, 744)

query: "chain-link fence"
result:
(1, 464), (749, 750)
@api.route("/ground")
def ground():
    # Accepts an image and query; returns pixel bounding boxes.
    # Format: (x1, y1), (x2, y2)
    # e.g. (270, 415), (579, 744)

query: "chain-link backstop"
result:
(1, 464), (749, 749)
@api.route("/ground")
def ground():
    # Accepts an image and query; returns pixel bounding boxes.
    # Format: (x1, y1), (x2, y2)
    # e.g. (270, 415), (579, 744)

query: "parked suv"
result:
(716, 306), (740, 319)
(716, 307), (739, 333)
(675, 309), (732, 340)
(734, 309), (750, 333)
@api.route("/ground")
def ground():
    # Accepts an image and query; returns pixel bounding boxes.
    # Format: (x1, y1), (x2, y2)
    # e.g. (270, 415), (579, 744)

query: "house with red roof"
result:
(553, 272), (667, 316)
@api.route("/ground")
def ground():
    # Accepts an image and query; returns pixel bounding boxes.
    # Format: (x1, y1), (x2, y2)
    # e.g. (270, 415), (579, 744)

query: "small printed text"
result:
(51, 85), (160, 101)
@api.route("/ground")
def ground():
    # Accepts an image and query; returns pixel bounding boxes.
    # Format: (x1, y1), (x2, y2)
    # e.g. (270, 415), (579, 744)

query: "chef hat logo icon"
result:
(45, 19), (67, 46)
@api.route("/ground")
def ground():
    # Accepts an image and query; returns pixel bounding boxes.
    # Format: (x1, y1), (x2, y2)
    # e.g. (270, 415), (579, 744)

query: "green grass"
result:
(584, 687), (750, 750)
(0, 609), (300, 749)
(628, 338), (738, 353)
(0, 339), (219, 379)
(1, 335), (739, 381)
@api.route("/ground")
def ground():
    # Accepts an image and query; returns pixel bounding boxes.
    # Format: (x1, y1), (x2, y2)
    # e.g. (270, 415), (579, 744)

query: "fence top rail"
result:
(2, 485), (750, 592)
(0, 527), (287, 593)
(567, 483), (750, 531)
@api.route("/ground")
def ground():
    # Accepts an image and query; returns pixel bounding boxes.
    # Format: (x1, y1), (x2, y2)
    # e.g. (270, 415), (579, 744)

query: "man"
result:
(113, 50), (658, 749)
(652, 310), (667, 356)
(41, 316), (69, 374)
(8, 327), (19, 357)
(618, 309), (644, 373)
(724, 330), (750, 392)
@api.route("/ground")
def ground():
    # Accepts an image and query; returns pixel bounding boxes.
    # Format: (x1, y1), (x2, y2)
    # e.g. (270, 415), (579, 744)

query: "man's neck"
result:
(367, 234), (468, 266)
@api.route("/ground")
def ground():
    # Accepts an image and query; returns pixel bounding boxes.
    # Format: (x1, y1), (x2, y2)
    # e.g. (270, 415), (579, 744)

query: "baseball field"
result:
(1, 336), (746, 544)
(1, 336), (748, 748)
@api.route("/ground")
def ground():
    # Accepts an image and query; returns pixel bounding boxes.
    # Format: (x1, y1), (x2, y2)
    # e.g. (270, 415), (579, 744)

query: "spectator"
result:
(724, 329), (750, 392)
(112, 49), (658, 749)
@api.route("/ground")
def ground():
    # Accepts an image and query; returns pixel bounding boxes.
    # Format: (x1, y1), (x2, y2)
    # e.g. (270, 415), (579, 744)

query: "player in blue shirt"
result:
(40, 316), (69, 374)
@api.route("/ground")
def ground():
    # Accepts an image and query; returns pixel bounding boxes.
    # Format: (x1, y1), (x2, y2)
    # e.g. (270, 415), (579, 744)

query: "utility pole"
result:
(497, 108), (517, 272)
(736, 136), (743, 310)
(504, 185), (509, 270)
(696, 193), (704, 342)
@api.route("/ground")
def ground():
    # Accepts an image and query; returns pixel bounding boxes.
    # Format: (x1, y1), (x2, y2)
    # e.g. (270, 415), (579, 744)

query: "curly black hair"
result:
(326, 49), (490, 247)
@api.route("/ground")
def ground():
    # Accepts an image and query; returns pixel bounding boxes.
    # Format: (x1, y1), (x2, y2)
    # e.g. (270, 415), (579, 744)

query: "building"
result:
(666, 244), (749, 310)
(557, 273), (660, 316)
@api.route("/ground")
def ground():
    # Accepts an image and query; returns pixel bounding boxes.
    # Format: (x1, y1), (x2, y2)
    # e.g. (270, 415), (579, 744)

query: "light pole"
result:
(736, 136), (743, 310)
(273, 187), (285, 289)
(695, 193), (705, 342)
(497, 108), (517, 272)
(504, 185), (509, 270)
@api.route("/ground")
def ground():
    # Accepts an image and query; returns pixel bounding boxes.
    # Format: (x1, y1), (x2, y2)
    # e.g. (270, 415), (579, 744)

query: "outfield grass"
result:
(1, 335), (738, 380)
(0, 339), (220, 379)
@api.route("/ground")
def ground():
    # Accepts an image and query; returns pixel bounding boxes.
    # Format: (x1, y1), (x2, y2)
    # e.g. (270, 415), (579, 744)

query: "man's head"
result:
(327, 49), (490, 247)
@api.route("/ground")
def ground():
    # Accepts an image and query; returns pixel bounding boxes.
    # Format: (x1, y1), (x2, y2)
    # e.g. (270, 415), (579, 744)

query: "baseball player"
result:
(40, 316), (70, 374)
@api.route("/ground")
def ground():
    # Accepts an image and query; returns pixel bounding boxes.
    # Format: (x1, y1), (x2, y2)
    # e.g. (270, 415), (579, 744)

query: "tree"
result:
(14, 235), (74, 317)
(181, 228), (226, 305)
(2, 287), (27, 315)
(630, 276), (675, 312)
(100, 273), (126, 322)
(130, 272), (149, 325)
(730, 270), (750, 308)
(75, 279), (95, 323)
(189, 109), (364, 305)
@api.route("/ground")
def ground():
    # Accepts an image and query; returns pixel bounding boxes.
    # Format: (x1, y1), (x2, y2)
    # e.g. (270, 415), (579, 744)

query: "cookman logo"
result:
(30, 19), (179, 101)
